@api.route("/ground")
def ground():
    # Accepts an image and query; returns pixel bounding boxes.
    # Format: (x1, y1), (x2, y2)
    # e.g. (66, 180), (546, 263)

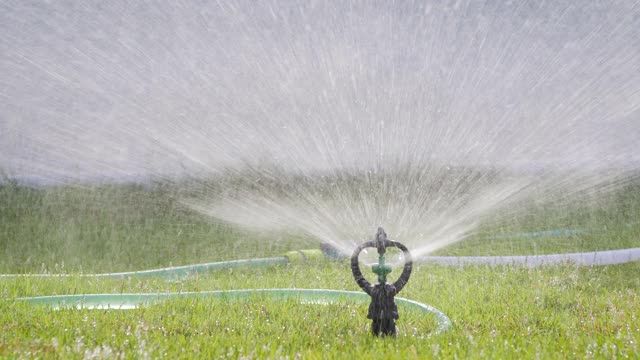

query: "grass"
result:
(1, 181), (639, 358)
(1, 181), (639, 272)
(2, 263), (639, 358)
(436, 182), (640, 256)
(438, 223), (640, 257)
(0, 182), (315, 273)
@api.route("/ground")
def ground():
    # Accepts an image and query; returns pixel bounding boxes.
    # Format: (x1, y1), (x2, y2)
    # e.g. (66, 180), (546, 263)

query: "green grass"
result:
(438, 224), (640, 257)
(436, 182), (640, 256)
(0, 182), (315, 273)
(1, 181), (639, 358)
(1, 181), (639, 272)
(2, 263), (639, 358)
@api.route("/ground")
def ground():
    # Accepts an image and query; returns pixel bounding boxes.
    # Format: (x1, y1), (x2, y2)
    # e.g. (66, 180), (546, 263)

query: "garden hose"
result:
(6, 225), (640, 338)
(16, 289), (452, 335)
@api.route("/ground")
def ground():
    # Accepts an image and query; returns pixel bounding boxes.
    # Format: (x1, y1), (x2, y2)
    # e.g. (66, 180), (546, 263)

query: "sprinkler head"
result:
(350, 227), (413, 337)
(375, 227), (387, 255)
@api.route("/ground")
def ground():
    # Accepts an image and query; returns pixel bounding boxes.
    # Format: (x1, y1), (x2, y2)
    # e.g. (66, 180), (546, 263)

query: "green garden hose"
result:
(0, 257), (289, 280)
(8, 246), (452, 336)
(17, 289), (452, 335)
(0, 250), (327, 280)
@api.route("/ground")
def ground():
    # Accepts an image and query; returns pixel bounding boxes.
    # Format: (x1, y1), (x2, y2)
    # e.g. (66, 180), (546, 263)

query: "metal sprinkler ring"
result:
(351, 227), (413, 337)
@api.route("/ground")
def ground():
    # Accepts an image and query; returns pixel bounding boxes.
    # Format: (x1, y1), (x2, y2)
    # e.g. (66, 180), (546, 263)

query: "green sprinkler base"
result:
(18, 289), (452, 335)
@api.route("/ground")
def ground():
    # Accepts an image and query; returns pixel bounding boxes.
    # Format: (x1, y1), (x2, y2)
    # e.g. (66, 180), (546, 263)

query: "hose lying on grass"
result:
(16, 289), (453, 335)
(5, 249), (452, 335)
(5, 226), (640, 337)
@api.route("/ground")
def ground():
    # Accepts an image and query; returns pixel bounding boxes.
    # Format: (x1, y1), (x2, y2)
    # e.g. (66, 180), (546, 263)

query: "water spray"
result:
(351, 227), (413, 337)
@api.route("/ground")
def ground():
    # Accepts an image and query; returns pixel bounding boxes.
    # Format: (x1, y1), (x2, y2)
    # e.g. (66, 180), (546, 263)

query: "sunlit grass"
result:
(0, 182), (315, 273)
(1, 182), (639, 272)
(2, 262), (639, 358)
(1, 182), (639, 358)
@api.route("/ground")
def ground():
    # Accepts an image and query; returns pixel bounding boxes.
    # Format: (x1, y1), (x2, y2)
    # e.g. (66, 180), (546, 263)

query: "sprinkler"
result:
(351, 227), (413, 337)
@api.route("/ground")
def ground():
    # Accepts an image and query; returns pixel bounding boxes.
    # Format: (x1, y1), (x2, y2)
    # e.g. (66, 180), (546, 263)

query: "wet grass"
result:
(1, 262), (639, 358)
(1, 181), (639, 272)
(0, 182), (315, 273)
(436, 182), (640, 256)
(0, 181), (639, 358)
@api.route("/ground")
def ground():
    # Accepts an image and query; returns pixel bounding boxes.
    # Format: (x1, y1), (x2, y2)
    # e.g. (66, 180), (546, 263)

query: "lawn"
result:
(1, 181), (639, 358)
